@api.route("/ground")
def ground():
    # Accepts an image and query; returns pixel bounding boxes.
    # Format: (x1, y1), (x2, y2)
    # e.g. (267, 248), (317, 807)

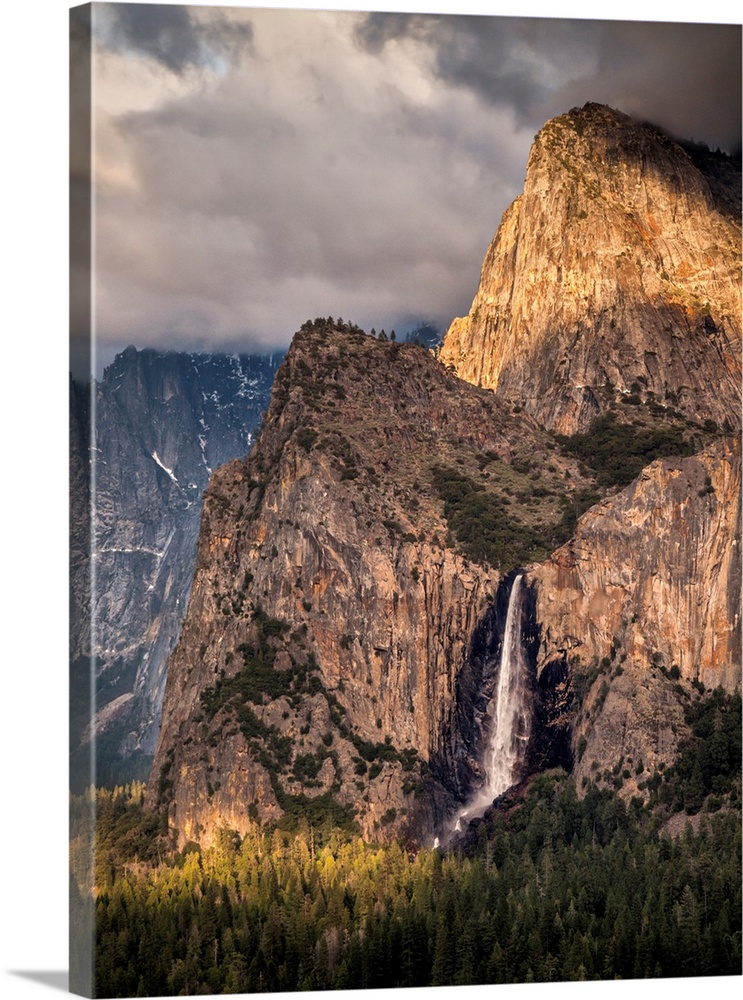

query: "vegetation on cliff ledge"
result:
(554, 407), (698, 488)
(243, 319), (603, 575)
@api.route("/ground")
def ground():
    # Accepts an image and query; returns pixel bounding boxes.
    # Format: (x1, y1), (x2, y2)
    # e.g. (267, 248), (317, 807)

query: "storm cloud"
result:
(96, 2), (254, 74)
(356, 13), (742, 152)
(89, 4), (741, 370)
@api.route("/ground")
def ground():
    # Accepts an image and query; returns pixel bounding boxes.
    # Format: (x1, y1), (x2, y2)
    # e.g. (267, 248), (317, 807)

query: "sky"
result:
(76, 1), (742, 375)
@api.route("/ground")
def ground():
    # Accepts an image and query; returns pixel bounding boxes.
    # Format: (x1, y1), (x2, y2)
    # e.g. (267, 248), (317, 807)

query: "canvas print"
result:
(69, 3), (742, 997)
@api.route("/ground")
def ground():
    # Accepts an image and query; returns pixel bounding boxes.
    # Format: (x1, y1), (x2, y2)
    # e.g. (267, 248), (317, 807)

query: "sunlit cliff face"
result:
(440, 103), (741, 436)
(149, 107), (741, 847)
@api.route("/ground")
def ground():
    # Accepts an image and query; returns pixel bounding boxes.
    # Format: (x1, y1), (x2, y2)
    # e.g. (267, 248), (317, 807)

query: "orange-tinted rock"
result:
(440, 104), (741, 434)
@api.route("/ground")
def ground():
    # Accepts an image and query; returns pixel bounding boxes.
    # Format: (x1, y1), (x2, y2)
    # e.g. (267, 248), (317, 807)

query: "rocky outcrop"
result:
(439, 103), (741, 435)
(70, 376), (95, 794)
(149, 320), (592, 846)
(437, 102), (741, 807)
(70, 347), (282, 787)
(529, 435), (741, 797)
(70, 376), (91, 669)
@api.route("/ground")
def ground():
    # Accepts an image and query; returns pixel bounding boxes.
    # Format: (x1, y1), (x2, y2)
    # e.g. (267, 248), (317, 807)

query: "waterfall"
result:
(451, 573), (531, 834)
(484, 574), (530, 797)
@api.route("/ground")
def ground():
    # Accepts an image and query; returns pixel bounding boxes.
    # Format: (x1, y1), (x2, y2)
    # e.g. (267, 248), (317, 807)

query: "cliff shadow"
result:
(429, 570), (573, 831)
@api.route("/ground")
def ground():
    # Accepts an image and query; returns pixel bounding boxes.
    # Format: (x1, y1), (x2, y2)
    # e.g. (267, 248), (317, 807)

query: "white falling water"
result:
(452, 574), (531, 834)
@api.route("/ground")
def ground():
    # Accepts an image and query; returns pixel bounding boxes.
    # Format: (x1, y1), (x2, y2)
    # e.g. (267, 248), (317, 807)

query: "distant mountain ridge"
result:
(70, 346), (283, 787)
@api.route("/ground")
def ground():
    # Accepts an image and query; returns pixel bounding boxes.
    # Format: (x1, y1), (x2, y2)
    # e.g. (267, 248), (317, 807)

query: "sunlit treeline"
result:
(76, 772), (742, 997)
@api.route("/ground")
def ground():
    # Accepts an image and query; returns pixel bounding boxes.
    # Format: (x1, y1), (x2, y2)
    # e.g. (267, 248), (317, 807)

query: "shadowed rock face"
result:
(149, 320), (592, 846)
(529, 435), (741, 799)
(150, 106), (740, 847)
(445, 572), (567, 806)
(70, 348), (282, 786)
(440, 103), (741, 435)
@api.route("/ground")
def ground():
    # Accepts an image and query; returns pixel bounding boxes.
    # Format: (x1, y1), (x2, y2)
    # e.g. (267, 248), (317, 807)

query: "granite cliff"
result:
(70, 347), (282, 786)
(150, 105), (740, 847)
(529, 434), (740, 803)
(439, 103), (741, 435)
(150, 320), (595, 845)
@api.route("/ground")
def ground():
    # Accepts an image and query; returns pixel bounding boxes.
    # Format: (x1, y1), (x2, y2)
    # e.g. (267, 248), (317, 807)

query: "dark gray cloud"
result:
(356, 14), (583, 120)
(353, 11), (425, 53)
(573, 21), (741, 153)
(100, 3), (253, 74)
(355, 14), (742, 152)
(104, 4), (202, 72)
